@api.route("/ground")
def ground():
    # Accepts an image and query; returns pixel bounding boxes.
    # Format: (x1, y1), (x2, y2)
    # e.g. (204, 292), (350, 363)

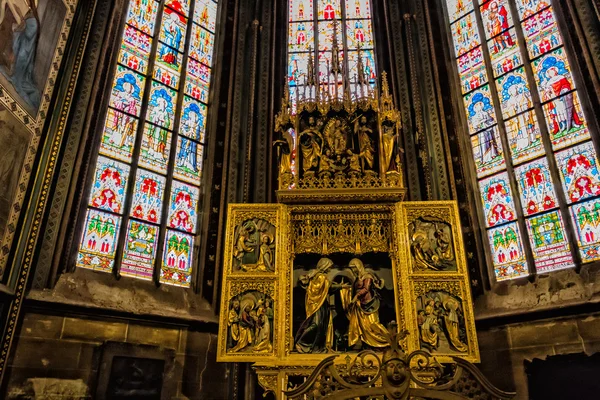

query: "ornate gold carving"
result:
(256, 373), (278, 397)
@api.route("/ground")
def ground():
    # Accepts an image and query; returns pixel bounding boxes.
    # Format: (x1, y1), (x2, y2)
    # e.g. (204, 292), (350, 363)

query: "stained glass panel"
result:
(570, 198), (600, 262)
(542, 91), (590, 150)
(146, 82), (178, 130)
(289, 52), (310, 86)
(479, 172), (518, 227)
(99, 109), (139, 161)
(526, 210), (573, 273)
(168, 181), (200, 233)
(118, 43), (150, 74)
(123, 25), (153, 56)
(189, 24), (215, 66)
(121, 220), (159, 280)
(166, 0), (190, 16)
(290, 0), (313, 21)
(533, 47), (576, 102)
(175, 137), (204, 185)
(471, 126), (505, 177)
(127, 0), (159, 35)
(89, 157), (130, 214)
(458, 48), (488, 93)
(451, 14), (481, 57)
(318, 20), (343, 51)
(515, 0), (551, 20)
(289, 22), (315, 52)
(488, 222), (529, 280)
(345, 0), (371, 19)
(140, 123), (172, 174)
(159, 7), (188, 52)
(318, 0), (341, 20)
(179, 96), (208, 141)
(496, 68), (533, 119)
(487, 29), (521, 77)
(195, 0), (218, 31)
(523, 8), (562, 59)
(515, 158), (559, 216)
(131, 169), (166, 223)
(185, 74), (210, 103)
(480, 0), (514, 40)
(188, 58), (211, 87)
(555, 141), (600, 204)
(345, 19), (373, 49)
(464, 85), (497, 134)
(446, 0), (474, 23)
(77, 210), (121, 272)
(109, 66), (145, 117)
(504, 110), (543, 165)
(161, 230), (194, 287)
(347, 50), (376, 82)
(154, 43), (183, 89)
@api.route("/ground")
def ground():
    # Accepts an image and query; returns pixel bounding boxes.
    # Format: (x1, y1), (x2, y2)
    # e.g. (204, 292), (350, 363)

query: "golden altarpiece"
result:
(217, 41), (513, 399)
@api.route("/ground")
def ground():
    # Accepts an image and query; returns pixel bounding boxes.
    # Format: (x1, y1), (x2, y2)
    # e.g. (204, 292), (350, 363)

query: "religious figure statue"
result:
(228, 300), (240, 348)
(253, 299), (273, 352)
(233, 227), (255, 263)
(341, 258), (389, 348)
(274, 137), (292, 177)
(332, 120), (347, 155)
(294, 258), (349, 353)
(231, 299), (256, 352)
(299, 117), (323, 173)
(318, 149), (335, 177)
(381, 125), (399, 173)
(443, 298), (468, 352)
(410, 219), (456, 271)
(347, 149), (361, 174)
(420, 299), (438, 348)
(354, 116), (374, 170)
(255, 233), (274, 272)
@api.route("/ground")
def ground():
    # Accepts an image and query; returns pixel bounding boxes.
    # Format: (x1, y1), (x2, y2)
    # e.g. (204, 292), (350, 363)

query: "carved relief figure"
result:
(232, 218), (276, 272)
(354, 116), (374, 171)
(381, 125), (400, 173)
(416, 291), (468, 354)
(299, 116), (323, 174)
(228, 291), (274, 353)
(409, 217), (457, 272)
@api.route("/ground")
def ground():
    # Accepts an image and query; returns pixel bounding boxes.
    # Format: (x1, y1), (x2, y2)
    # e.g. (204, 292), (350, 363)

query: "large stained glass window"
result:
(77, 0), (219, 287)
(444, 0), (600, 280)
(288, 0), (376, 107)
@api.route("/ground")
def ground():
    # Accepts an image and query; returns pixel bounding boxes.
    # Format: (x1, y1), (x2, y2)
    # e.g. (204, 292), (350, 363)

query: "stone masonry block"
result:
(19, 313), (63, 340)
(576, 315), (600, 342)
(126, 323), (180, 349)
(62, 317), (127, 342)
(509, 320), (579, 348)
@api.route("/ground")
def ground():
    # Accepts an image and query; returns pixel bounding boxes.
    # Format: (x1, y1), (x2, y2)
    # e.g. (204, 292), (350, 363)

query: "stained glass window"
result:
(444, 0), (600, 279)
(78, 0), (220, 287)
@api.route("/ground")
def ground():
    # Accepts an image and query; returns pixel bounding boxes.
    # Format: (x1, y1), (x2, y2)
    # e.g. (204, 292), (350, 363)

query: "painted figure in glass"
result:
(467, 91), (494, 133)
(483, 1), (513, 53)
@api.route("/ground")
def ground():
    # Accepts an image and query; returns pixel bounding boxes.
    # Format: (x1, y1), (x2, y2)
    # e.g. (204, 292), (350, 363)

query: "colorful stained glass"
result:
(318, 20), (343, 51)
(166, 0), (190, 16)
(159, 7), (188, 52)
(194, 0), (218, 31)
(121, 220), (159, 280)
(526, 210), (573, 273)
(458, 48), (487, 93)
(130, 169), (166, 223)
(289, 86), (299, 113)
(543, 91), (590, 150)
(77, 210), (121, 272)
(175, 137), (204, 184)
(480, 0), (514, 41)
(140, 123), (172, 174)
(168, 181), (200, 233)
(471, 126), (505, 177)
(189, 24), (215, 66)
(532, 47), (575, 102)
(464, 85), (497, 134)
(488, 222), (529, 280)
(161, 230), (194, 287)
(345, 0), (371, 19)
(289, 52), (310, 86)
(515, 158), (559, 216)
(450, 14), (481, 57)
(145, 82), (177, 130)
(555, 141), (600, 204)
(89, 156), (130, 214)
(99, 108), (139, 161)
(154, 43), (183, 89)
(505, 110), (543, 165)
(487, 29), (521, 77)
(570, 199), (600, 262)
(126, 0), (159, 35)
(479, 172), (518, 227)
(515, 0), (551, 20)
(318, 0), (341, 20)
(109, 66), (145, 117)
(290, 0), (313, 21)
(318, 51), (345, 84)
(185, 75), (210, 103)
(179, 97), (207, 141)
(496, 68), (533, 119)
(523, 8), (562, 59)
(446, 0), (473, 23)
(289, 22), (315, 52)
(348, 50), (376, 82)
(118, 43), (150, 74)
(187, 58), (211, 86)
(345, 19), (374, 49)
(123, 25), (152, 56)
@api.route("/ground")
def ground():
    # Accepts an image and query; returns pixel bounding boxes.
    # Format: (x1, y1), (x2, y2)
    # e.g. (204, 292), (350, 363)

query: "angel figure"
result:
(255, 233), (275, 272)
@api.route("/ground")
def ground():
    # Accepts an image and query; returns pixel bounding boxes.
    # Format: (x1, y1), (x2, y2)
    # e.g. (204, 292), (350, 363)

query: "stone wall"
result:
(476, 312), (600, 399)
(3, 310), (228, 399)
